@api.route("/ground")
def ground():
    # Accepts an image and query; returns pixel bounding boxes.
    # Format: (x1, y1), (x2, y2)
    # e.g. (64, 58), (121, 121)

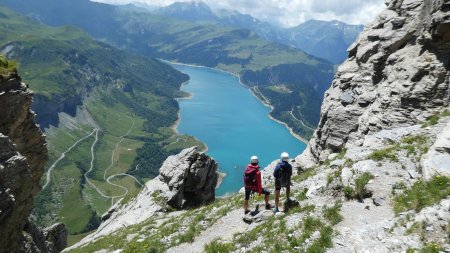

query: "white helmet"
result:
(250, 155), (258, 164)
(281, 152), (289, 162)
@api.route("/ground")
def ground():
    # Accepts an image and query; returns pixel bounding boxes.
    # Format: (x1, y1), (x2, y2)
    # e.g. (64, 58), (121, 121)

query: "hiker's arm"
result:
(256, 171), (262, 194)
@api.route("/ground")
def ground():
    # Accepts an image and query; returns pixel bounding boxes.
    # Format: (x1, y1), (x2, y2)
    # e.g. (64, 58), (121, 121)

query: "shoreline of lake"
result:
(164, 60), (309, 145)
(170, 80), (209, 153)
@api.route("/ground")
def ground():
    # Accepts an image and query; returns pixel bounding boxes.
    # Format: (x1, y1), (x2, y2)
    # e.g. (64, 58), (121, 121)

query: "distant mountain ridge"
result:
(152, 1), (364, 64)
(154, 0), (217, 22)
(286, 20), (364, 64)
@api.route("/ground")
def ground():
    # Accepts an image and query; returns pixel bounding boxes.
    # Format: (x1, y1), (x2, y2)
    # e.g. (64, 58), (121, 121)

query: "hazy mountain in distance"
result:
(154, 0), (218, 23)
(213, 8), (287, 44)
(151, 1), (363, 64)
(286, 20), (364, 64)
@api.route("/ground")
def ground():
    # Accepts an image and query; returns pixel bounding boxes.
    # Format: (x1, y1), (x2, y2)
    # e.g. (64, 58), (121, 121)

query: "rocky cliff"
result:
(0, 62), (67, 252)
(299, 0), (450, 165)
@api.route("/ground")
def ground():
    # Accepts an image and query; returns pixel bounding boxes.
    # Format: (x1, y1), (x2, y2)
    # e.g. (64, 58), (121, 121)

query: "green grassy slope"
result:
(0, 6), (204, 236)
(1, 0), (335, 139)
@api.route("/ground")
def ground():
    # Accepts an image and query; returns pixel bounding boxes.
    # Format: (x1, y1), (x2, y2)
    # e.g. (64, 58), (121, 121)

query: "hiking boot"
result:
(265, 204), (274, 210)
(244, 210), (250, 215)
(273, 208), (279, 214)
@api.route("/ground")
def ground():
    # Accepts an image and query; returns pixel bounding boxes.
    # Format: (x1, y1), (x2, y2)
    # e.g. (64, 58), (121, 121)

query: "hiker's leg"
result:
(244, 189), (251, 212)
(286, 184), (291, 199)
(275, 185), (281, 210)
(261, 188), (271, 205)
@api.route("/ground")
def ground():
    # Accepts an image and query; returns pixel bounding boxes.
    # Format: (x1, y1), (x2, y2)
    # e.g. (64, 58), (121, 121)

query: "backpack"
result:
(244, 167), (257, 188)
(275, 162), (290, 187)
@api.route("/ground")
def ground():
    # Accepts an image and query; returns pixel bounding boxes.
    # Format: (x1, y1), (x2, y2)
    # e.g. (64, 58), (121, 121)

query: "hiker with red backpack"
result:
(273, 152), (293, 213)
(243, 155), (273, 214)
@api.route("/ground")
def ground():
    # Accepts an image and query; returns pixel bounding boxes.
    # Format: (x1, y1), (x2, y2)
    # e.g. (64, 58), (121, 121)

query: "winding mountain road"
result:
(289, 107), (315, 131)
(42, 128), (98, 190)
(83, 116), (142, 206)
(45, 115), (143, 207)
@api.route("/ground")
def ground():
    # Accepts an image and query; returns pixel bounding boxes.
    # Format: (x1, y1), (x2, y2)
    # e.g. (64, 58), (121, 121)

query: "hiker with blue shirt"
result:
(273, 152), (292, 213)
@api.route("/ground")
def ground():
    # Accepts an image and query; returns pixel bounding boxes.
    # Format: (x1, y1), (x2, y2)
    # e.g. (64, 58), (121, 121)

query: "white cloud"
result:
(93, 0), (386, 27)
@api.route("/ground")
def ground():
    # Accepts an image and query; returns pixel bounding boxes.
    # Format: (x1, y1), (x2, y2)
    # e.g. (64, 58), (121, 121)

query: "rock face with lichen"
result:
(299, 0), (450, 165)
(0, 66), (67, 253)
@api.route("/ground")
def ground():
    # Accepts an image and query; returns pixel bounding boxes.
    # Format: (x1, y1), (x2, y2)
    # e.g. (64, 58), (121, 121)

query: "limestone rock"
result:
(159, 147), (218, 209)
(421, 120), (450, 179)
(299, 0), (450, 163)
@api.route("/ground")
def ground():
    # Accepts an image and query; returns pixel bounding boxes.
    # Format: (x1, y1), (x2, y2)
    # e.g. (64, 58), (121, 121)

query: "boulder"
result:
(159, 147), (219, 209)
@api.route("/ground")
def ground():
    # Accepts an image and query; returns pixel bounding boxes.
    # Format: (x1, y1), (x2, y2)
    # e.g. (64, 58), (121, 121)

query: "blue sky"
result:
(94, 0), (386, 27)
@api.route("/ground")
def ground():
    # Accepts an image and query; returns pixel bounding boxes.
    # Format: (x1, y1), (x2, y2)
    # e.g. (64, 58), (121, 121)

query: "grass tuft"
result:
(343, 172), (374, 201)
(0, 55), (17, 76)
(323, 202), (343, 225)
(367, 146), (399, 162)
(393, 176), (450, 214)
(204, 239), (234, 253)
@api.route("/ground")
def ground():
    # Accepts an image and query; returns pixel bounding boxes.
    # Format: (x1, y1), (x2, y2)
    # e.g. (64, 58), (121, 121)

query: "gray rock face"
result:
(160, 147), (219, 209)
(0, 71), (49, 253)
(23, 222), (68, 253)
(421, 120), (450, 179)
(300, 0), (450, 164)
(0, 134), (33, 253)
(0, 70), (66, 252)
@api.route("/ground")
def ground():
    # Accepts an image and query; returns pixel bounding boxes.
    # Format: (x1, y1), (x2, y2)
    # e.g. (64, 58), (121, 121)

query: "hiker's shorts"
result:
(244, 188), (270, 200)
(275, 180), (291, 191)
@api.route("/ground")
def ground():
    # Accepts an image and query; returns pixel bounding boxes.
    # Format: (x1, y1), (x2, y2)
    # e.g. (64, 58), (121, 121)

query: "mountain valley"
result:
(0, 0), (448, 252)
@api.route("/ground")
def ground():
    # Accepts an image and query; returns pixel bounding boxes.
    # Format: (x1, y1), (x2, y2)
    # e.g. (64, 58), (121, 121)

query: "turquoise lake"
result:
(171, 63), (306, 195)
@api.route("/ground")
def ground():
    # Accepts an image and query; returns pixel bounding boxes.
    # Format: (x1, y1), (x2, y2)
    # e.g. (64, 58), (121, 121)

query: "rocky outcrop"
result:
(159, 147), (218, 209)
(0, 67), (67, 252)
(0, 70), (46, 252)
(23, 222), (68, 253)
(32, 94), (82, 130)
(299, 0), (450, 164)
(68, 147), (219, 250)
